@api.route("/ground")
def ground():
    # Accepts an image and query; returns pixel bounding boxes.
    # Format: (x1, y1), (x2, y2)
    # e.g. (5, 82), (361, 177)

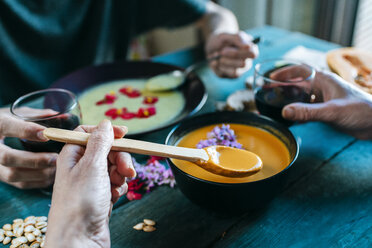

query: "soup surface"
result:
(79, 79), (185, 134)
(172, 124), (291, 183)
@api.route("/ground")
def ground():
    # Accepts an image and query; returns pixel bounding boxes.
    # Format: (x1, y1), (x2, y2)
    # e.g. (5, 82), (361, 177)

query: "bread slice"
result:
(327, 47), (372, 94)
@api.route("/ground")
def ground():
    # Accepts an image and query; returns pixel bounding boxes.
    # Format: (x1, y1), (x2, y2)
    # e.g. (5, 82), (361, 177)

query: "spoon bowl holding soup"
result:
(166, 111), (299, 212)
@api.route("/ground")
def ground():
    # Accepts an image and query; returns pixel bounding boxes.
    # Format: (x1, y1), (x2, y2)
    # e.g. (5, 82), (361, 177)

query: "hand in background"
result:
(205, 31), (259, 78)
(46, 120), (136, 248)
(275, 68), (372, 139)
(0, 107), (57, 189)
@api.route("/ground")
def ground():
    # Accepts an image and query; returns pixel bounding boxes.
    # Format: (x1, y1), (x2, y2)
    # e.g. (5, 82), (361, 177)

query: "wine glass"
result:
(11, 88), (82, 152)
(11, 88), (81, 195)
(253, 59), (315, 126)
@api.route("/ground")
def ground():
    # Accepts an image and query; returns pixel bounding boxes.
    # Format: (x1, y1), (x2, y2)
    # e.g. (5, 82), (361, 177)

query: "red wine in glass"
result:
(254, 61), (315, 126)
(11, 89), (82, 153)
(255, 86), (310, 126)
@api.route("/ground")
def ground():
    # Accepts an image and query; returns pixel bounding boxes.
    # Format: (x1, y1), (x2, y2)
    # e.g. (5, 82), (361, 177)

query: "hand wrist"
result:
(46, 208), (86, 247)
(46, 204), (106, 248)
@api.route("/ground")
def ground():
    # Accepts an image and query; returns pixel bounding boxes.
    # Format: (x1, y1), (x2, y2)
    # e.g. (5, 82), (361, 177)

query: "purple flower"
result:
(196, 124), (243, 149)
(130, 158), (176, 192)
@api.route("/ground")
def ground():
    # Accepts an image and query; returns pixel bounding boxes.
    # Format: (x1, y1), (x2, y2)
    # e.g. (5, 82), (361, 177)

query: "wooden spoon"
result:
(43, 128), (262, 178)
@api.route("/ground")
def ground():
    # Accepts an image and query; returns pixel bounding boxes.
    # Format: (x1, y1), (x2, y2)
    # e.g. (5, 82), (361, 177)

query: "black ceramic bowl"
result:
(165, 111), (299, 212)
(51, 60), (207, 137)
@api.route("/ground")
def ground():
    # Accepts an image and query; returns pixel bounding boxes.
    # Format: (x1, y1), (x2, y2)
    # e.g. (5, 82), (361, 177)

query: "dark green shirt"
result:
(0, 0), (206, 106)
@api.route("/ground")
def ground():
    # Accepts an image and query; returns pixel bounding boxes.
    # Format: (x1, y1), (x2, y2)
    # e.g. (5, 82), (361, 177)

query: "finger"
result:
(109, 165), (126, 186)
(270, 65), (310, 81)
(109, 152), (136, 178)
(219, 57), (246, 68)
(76, 125), (127, 138)
(9, 179), (54, 189)
(207, 51), (220, 60)
(111, 183), (128, 204)
(209, 60), (220, 76)
(218, 65), (238, 78)
(282, 102), (337, 122)
(58, 143), (85, 170)
(0, 113), (48, 142)
(12, 107), (57, 118)
(4, 167), (56, 183)
(218, 33), (251, 49)
(220, 46), (257, 60)
(0, 144), (57, 169)
(84, 120), (113, 166)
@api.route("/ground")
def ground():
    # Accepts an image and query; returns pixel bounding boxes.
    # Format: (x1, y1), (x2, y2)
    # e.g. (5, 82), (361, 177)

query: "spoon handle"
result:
(43, 128), (208, 162)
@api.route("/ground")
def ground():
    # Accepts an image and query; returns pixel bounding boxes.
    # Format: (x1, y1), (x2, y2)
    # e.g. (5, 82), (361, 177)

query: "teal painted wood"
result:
(212, 139), (372, 248)
(0, 184), (51, 225)
(0, 26), (365, 248)
(110, 187), (241, 248)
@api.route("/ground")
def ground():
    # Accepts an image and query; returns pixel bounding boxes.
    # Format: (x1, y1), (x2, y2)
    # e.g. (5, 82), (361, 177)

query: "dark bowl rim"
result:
(49, 60), (208, 137)
(165, 111), (299, 187)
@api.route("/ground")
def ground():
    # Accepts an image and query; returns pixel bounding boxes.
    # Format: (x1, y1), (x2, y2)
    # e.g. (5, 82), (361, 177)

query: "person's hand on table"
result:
(272, 67), (372, 139)
(46, 120), (136, 248)
(0, 107), (57, 189)
(205, 31), (259, 78)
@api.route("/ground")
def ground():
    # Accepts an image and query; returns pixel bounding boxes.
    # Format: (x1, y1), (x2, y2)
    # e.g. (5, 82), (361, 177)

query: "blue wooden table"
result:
(1, 26), (371, 248)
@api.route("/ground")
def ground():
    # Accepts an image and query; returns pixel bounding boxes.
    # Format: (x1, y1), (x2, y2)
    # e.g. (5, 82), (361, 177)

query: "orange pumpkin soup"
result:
(172, 124), (291, 183)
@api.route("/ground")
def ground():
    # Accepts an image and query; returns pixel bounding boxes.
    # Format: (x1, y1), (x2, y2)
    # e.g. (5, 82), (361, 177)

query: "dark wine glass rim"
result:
(254, 58), (316, 83)
(165, 112), (300, 187)
(10, 88), (78, 122)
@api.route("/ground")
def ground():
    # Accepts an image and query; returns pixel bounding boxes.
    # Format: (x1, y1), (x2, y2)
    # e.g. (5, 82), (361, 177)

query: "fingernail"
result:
(37, 130), (48, 141)
(121, 126), (128, 134)
(283, 107), (295, 119)
(117, 184), (127, 195)
(99, 119), (111, 129)
(131, 167), (137, 178)
(129, 161), (137, 178)
(49, 156), (57, 166)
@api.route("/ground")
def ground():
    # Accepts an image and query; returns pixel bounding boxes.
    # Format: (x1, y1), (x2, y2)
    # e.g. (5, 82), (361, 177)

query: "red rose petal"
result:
(143, 96), (159, 104)
(96, 93), (117, 105)
(147, 156), (165, 164)
(105, 108), (118, 117)
(121, 112), (136, 120)
(137, 107), (156, 118)
(96, 100), (106, 105)
(126, 191), (142, 201)
(120, 87), (141, 98)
